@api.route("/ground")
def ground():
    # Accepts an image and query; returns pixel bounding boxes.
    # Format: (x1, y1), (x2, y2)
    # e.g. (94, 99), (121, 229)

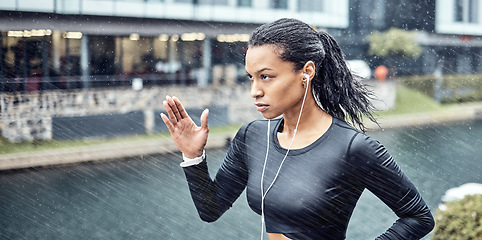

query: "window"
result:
(455, 0), (479, 23)
(238, 0), (251, 7)
(298, 0), (323, 12)
(271, 0), (288, 9)
(197, 0), (228, 4)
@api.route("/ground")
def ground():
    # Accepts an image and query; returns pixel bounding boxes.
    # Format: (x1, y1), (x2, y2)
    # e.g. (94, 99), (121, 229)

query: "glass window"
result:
(2, 34), (22, 92)
(469, 0), (479, 23)
(455, 0), (479, 23)
(298, 0), (323, 12)
(1, 32), (58, 92)
(238, 0), (251, 7)
(455, 0), (465, 22)
(57, 33), (82, 89)
(119, 36), (155, 74)
(90, 36), (116, 76)
(182, 0), (228, 4)
(198, 0), (228, 4)
(0, 30), (86, 91)
(180, 41), (203, 69)
(89, 35), (116, 88)
(117, 34), (202, 86)
(271, 0), (288, 9)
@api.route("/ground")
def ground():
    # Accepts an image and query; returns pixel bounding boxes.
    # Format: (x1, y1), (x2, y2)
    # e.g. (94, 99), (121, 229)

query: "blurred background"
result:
(0, 0), (481, 239)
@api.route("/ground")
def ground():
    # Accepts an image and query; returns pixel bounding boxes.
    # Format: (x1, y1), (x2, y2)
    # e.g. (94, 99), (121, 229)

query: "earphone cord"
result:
(260, 79), (310, 240)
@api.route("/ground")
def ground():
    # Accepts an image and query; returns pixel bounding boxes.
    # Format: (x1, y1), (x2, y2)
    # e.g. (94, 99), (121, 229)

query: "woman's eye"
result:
(260, 74), (270, 80)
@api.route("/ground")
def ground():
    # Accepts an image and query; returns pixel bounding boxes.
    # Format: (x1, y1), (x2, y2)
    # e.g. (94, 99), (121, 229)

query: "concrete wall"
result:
(0, 81), (395, 143)
(0, 85), (260, 143)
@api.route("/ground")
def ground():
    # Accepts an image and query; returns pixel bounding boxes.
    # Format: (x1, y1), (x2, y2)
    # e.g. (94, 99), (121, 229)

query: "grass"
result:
(376, 84), (444, 116)
(0, 84), (467, 155)
(0, 133), (162, 155)
(0, 123), (242, 155)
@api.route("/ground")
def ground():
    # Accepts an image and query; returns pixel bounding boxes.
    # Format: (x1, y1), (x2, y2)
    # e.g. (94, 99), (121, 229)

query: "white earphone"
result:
(260, 71), (312, 240)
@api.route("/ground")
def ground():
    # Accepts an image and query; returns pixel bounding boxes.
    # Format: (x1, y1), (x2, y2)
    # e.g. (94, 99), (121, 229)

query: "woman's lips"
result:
(255, 103), (269, 112)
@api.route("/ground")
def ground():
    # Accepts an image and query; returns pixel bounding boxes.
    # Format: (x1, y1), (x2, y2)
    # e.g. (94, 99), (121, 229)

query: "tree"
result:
(366, 28), (422, 76)
(367, 27), (422, 58)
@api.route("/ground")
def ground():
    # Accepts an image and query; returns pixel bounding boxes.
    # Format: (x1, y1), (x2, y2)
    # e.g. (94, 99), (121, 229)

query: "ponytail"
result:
(313, 31), (378, 132)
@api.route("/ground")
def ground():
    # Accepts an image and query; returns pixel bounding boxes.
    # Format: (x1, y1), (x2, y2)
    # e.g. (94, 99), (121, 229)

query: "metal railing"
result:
(0, 71), (198, 93)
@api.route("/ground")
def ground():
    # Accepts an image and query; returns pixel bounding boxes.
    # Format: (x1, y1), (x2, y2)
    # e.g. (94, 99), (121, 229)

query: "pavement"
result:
(1, 102), (482, 171)
(0, 131), (234, 171)
(365, 102), (482, 130)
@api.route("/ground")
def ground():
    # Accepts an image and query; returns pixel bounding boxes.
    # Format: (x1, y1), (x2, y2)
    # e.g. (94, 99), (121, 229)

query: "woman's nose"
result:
(250, 81), (263, 98)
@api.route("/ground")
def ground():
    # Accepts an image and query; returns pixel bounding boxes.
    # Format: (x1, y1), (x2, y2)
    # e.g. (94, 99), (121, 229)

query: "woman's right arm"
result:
(161, 96), (249, 222)
(182, 125), (249, 222)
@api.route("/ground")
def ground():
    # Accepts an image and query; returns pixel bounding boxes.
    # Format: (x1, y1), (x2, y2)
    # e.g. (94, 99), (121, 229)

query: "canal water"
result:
(1, 120), (481, 239)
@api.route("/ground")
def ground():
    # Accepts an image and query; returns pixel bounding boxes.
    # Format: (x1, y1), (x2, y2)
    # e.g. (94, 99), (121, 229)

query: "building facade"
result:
(0, 0), (348, 92)
(1, 0), (482, 142)
(343, 0), (482, 76)
(1, 0), (481, 93)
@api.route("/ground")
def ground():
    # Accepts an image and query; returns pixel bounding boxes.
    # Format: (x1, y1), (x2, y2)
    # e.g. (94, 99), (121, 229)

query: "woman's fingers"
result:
(172, 96), (189, 119)
(161, 96), (209, 156)
(159, 112), (174, 133)
(162, 95), (196, 130)
(163, 99), (178, 124)
(200, 108), (209, 130)
(164, 95), (185, 124)
(166, 96), (183, 122)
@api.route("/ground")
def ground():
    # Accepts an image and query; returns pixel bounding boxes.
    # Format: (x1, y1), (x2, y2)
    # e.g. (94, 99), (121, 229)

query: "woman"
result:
(161, 18), (434, 240)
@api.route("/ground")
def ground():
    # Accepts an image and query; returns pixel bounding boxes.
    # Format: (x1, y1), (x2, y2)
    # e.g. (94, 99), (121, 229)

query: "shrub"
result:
(399, 74), (482, 103)
(366, 28), (422, 59)
(432, 194), (482, 240)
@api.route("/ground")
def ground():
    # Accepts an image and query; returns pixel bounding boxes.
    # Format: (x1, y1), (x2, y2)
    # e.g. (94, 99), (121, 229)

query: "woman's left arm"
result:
(349, 133), (435, 240)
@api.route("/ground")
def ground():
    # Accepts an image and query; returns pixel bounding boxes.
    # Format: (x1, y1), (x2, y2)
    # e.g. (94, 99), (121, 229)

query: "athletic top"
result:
(182, 117), (435, 239)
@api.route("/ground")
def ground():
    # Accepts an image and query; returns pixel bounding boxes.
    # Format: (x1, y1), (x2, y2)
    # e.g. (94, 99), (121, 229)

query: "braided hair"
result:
(248, 18), (378, 132)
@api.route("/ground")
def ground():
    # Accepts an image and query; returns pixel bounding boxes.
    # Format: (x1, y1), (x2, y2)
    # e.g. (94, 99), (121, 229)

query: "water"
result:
(1, 120), (481, 239)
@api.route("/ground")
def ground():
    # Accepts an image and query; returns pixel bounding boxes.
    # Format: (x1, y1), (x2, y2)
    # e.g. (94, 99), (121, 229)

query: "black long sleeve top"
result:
(182, 117), (435, 239)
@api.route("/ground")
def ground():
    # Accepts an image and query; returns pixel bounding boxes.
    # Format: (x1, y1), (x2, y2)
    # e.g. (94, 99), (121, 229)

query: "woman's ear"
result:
(302, 61), (316, 81)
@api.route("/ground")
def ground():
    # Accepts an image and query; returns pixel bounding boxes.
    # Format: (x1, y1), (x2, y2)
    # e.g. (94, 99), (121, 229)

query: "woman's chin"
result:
(261, 112), (282, 120)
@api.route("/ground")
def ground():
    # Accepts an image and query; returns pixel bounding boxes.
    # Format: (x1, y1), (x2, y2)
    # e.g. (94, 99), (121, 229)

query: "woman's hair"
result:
(248, 18), (378, 132)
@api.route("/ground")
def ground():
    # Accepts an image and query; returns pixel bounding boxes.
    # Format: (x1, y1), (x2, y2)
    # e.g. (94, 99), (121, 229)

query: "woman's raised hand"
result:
(160, 96), (209, 159)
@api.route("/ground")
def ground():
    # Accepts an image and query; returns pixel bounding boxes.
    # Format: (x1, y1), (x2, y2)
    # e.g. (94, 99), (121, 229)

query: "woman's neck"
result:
(277, 106), (332, 149)
(281, 99), (327, 136)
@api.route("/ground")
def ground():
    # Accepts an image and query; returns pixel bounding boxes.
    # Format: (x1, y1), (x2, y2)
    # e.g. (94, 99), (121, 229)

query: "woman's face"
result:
(245, 44), (305, 119)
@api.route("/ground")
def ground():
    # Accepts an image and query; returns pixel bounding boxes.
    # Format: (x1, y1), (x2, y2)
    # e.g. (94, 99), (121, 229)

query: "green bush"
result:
(399, 74), (482, 103)
(432, 194), (482, 240)
(366, 27), (422, 59)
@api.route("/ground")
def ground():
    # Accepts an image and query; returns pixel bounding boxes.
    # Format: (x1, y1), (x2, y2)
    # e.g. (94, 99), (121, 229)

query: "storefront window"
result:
(198, 0), (228, 4)
(0, 30), (221, 92)
(271, 0), (288, 9)
(298, 0), (323, 12)
(238, 0), (251, 7)
(211, 39), (247, 85)
(52, 31), (82, 89)
(1, 31), (56, 92)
